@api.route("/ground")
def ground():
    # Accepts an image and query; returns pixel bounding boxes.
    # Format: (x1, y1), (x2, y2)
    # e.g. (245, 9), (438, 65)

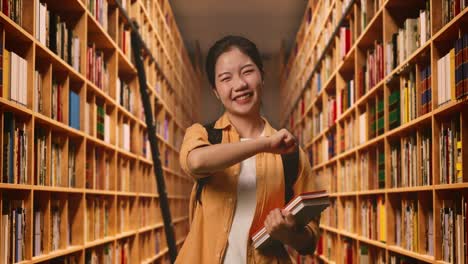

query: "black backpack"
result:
(195, 123), (299, 205)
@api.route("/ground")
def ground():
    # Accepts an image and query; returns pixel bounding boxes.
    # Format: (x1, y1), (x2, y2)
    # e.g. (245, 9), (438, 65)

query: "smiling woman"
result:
(176, 36), (320, 264)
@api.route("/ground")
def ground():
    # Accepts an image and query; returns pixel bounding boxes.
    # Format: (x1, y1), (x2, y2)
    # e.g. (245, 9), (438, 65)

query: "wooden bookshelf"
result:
(0, 0), (200, 262)
(282, 0), (468, 263)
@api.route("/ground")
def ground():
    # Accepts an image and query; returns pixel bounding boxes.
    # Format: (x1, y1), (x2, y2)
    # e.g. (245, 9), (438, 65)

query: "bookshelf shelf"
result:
(31, 245), (83, 263)
(387, 245), (435, 263)
(0, 0), (199, 262)
(283, 0), (467, 262)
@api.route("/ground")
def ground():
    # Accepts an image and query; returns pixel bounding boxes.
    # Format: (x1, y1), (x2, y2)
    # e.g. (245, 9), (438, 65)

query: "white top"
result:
(223, 134), (262, 263)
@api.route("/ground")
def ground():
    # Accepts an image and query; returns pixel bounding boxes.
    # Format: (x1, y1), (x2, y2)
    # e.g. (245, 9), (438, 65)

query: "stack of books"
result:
(252, 190), (330, 250)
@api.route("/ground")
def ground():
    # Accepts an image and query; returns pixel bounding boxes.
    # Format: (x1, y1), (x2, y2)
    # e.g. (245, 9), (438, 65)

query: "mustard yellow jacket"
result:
(176, 113), (320, 264)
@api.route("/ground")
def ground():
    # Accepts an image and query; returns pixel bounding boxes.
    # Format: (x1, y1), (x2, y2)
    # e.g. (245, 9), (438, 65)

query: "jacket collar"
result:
(213, 112), (275, 137)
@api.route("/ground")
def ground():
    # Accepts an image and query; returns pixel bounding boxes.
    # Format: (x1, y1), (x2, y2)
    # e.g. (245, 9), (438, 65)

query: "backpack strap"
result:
(195, 122), (222, 204)
(196, 123), (299, 205)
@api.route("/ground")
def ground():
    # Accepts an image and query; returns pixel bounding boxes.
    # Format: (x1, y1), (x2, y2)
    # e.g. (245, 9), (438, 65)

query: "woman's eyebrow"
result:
(241, 64), (254, 70)
(217, 72), (231, 78)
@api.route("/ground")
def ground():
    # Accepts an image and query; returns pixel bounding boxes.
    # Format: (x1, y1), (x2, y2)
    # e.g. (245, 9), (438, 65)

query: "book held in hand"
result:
(251, 190), (330, 250)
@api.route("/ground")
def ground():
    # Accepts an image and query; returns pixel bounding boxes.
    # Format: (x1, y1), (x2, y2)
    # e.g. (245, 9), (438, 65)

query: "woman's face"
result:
(213, 47), (263, 117)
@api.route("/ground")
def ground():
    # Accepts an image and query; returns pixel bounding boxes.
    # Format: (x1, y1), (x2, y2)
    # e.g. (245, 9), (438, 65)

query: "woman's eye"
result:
(221, 77), (231, 82)
(243, 70), (253, 74)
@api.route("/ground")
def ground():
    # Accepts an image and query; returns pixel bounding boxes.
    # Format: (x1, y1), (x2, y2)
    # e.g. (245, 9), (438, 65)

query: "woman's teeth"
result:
(235, 93), (252, 101)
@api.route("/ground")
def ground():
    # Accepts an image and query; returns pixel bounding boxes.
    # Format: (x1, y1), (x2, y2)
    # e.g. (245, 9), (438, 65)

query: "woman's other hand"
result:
(265, 129), (297, 154)
(264, 209), (297, 245)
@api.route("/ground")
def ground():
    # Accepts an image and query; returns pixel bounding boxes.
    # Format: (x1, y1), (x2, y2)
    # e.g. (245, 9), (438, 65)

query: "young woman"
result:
(176, 36), (320, 264)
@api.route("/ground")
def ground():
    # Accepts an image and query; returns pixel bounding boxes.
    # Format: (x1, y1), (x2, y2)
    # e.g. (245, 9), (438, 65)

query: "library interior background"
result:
(0, 0), (467, 263)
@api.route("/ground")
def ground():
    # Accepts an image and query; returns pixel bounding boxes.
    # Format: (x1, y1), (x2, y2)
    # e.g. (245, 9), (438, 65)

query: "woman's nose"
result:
(233, 76), (247, 91)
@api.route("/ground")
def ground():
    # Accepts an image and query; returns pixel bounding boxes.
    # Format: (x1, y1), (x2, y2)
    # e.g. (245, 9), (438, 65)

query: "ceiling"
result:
(169, 0), (308, 126)
(170, 0), (308, 60)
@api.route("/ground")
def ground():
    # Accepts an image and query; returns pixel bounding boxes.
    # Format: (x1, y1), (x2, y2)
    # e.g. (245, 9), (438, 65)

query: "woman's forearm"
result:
(187, 137), (270, 177)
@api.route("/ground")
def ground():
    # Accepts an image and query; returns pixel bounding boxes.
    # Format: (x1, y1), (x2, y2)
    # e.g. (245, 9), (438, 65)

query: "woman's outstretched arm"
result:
(186, 128), (296, 179)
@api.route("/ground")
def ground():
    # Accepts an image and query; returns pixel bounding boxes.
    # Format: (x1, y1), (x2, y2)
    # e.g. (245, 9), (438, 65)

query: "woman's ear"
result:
(212, 89), (221, 101)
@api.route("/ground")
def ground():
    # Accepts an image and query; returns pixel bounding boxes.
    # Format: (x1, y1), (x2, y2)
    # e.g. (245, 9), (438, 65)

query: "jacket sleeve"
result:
(292, 147), (322, 255)
(179, 123), (211, 180)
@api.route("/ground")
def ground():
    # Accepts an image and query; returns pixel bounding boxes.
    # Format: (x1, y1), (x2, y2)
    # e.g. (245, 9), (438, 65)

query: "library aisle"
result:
(0, 0), (200, 263)
(281, 0), (468, 263)
(1, 0), (467, 263)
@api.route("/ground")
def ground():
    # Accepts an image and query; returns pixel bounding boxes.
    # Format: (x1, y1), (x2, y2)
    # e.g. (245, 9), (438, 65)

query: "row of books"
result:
(69, 90), (80, 130)
(32, 209), (42, 256)
(34, 130), (77, 187)
(34, 201), (71, 256)
(442, 0), (467, 26)
(360, 196), (387, 242)
(326, 199), (338, 228)
(340, 116), (356, 152)
(327, 130), (336, 159)
(339, 23), (352, 60)
(368, 97), (384, 138)
(117, 78), (135, 113)
(87, 0), (108, 31)
(2, 49), (28, 106)
(1, 198), (26, 263)
(439, 117), (463, 184)
(440, 194), (467, 263)
(313, 111), (324, 136)
(33, 72), (80, 127)
(35, 128), (47, 185)
(87, 43), (109, 92)
(119, 199), (129, 233)
(390, 132), (433, 188)
(51, 80), (64, 122)
(454, 34), (468, 99)
(395, 200), (434, 256)
(359, 147), (385, 190)
(34, 71), (43, 113)
(359, 112), (367, 144)
(119, 26), (131, 59)
(35, 2), (81, 72)
(85, 150), (110, 190)
(420, 65), (432, 115)
(50, 140), (63, 187)
(359, 0), (383, 33)
(86, 244), (113, 264)
(84, 102), (104, 140)
(96, 104), (105, 141)
(364, 41), (384, 93)
(1, 0), (22, 26)
(298, 120), (313, 145)
(323, 54), (334, 84)
(385, 2), (431, 76)
(438, 34), (468, 105)
(360, 199), (379, 240)
(2, 112), (28, 184)
(121, 122), (131, 152)
(359, 245), (385, 264)
(339, 157), (356, 192)
(342, 238), (353, 264)
(338, 79), (355, 117)
(395, 199), (418, 252)
(401, 69), (418, 124)
(402, 134), (418, 188)
(118, 158), (132, 192)
(343, 199), (355, 233)
(86, 197), (110, 242)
